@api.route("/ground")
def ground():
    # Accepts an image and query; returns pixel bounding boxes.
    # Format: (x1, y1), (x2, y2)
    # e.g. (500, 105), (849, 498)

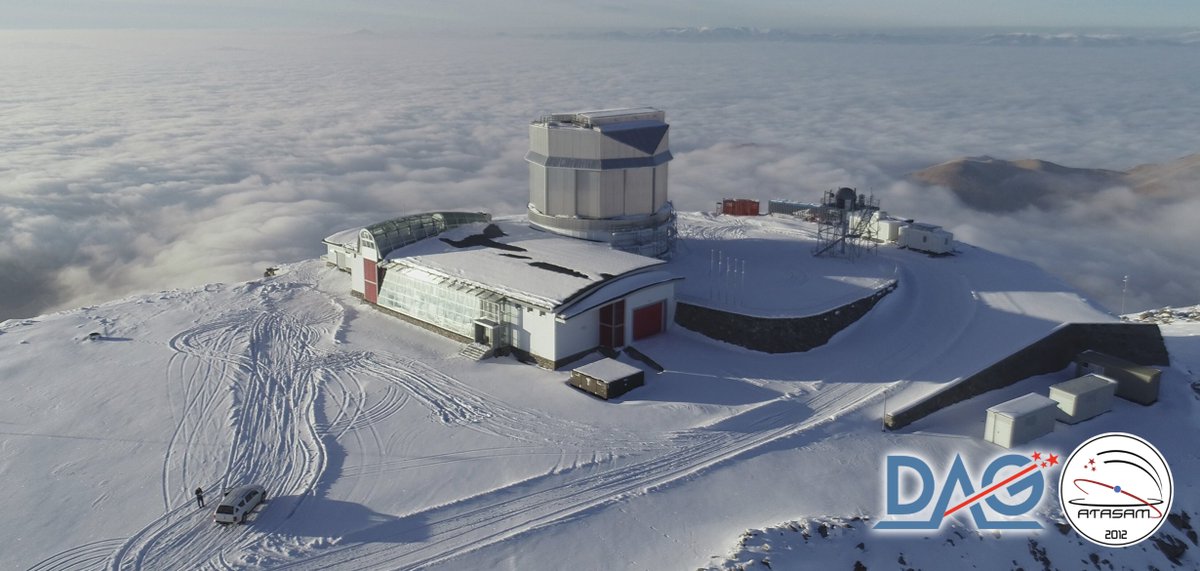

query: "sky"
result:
(2, 28), (1199, 319)
(2, 1), (1199, 30)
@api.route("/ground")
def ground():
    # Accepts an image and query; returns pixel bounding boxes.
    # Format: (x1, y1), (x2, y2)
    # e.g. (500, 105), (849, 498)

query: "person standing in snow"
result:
(195, 487), (205, 508)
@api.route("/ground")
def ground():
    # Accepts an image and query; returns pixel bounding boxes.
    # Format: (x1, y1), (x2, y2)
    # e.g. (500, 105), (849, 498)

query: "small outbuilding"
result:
(898, 223), (954, 255)
(1073, 350), (1160, 405)
(721, 199), (761, 216)
(875, 219), (903, 243)
(569, 358), (645, 400)
(984, 393), (1058, 449)
(1048, 374), (1117, 424)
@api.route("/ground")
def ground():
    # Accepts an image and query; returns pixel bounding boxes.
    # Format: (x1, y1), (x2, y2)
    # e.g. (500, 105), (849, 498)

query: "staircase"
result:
(458, 342), (492, 361)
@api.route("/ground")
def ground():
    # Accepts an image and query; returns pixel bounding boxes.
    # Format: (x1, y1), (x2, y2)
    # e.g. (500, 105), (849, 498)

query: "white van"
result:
(213, 484), (266, 524)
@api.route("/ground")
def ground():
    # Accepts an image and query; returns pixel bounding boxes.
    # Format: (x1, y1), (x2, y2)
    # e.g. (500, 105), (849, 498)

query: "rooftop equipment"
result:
(813, 187), (879, 259)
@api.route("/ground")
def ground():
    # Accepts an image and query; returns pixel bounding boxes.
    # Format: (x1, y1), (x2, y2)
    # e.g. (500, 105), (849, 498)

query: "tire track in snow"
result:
(103, 282), (343, 570)
(263, 383), (888, 570)
(26, 539), (125, 571)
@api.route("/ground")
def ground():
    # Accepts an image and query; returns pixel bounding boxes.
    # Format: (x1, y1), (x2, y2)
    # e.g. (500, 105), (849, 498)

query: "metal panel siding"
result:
(546, 168), (576, 215)
(653, 165), (668, 211)
(578, 130), (600, 160)
(600, 133), (643, 160)
(599, 171), (624, 218)
(654, 127), (670, 155)
(624, 168), (654, 215)
(576, 171), (600, 217)
(529, 164), (548, 212)
(530, 125), (550, 156)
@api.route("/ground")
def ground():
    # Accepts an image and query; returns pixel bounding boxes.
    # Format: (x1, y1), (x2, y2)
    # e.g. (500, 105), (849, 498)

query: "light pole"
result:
(1121, 275), (1129, 316)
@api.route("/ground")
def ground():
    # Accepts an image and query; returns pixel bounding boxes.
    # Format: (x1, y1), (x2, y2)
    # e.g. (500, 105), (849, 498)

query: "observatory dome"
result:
(525, 108), (674, 257)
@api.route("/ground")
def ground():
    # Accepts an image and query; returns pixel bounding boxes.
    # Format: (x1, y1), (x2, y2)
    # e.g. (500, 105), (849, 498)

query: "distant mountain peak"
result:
(909, 153), (1199, 212)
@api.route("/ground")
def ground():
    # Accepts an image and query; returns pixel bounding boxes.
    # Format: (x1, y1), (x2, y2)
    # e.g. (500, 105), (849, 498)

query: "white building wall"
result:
(508, 303), (559, 359)
(350, 255), (365, 294)
(555, 308), (600, 360)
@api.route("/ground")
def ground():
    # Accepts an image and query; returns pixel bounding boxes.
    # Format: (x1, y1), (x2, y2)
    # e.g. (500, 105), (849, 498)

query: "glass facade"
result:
(377, 264), (509, 344)
(364, 212), (491, 259)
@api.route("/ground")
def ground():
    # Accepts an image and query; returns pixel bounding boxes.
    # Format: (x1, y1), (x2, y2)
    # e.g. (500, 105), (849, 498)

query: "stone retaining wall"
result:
(674, 281), (898, 353)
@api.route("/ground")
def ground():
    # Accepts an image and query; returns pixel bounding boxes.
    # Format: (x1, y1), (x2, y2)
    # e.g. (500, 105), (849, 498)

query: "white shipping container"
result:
(1049, 374), (1117, 424)
(984, 393), (1058, 449)
(876, 219), (903, 243)
(899, 223), (954, 254)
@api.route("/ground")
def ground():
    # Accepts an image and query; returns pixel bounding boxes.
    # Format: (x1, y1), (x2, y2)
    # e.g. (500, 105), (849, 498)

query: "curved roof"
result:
(364, 212), (491, 259)
(384, 221), (666, 310)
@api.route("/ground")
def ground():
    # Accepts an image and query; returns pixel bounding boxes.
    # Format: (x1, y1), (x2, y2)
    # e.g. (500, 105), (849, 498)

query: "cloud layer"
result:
(2, 30), (1199, 318)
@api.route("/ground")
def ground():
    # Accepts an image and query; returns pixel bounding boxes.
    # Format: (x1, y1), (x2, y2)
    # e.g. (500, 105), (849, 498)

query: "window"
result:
(217, 506), (235, 514)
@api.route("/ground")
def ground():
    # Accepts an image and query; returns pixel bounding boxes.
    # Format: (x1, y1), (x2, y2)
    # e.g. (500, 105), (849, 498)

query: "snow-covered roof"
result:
(384, 221), (666, 310)
(573, 358), (642, 382)
(987, 392), (1058, 417)
(558, 270), (682, 319)
(1050, 373), (1116, 396)
(323, 227), (360, 248)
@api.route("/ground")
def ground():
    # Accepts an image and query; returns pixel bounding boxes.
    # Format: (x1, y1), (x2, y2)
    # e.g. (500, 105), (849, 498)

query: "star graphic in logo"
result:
(1032, 451), (1042, 461)
(1047, 453), (1059, 467)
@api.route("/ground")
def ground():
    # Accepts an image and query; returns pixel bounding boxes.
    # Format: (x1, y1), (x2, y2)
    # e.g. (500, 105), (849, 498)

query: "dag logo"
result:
(1060, 432), (1173, 547)
(875, 451), (1059, 531)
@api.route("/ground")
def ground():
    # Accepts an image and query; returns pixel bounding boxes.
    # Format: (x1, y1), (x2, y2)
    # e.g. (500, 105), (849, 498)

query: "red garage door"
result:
(632, 301), (665, 341)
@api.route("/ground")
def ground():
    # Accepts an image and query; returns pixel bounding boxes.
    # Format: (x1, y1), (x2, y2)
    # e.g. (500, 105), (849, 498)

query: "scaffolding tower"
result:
(812, 187), (879, 259)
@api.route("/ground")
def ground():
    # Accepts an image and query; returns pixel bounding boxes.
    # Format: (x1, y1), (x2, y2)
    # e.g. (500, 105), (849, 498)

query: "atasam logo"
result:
(1060, 432), (1173, 547)
(875, 451), (1060, 531)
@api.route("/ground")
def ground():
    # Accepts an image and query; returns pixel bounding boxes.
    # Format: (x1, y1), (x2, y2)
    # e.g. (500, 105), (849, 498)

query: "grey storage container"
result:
(569, 358), (644, 400)
(984, 393), (1059, 449)
(1049, 374), (1117, 424)
(1074, 350), (1160, 405)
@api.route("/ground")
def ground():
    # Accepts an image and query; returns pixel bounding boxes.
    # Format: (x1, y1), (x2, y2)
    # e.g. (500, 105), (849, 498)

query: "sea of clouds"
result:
(2, 29), (1198, 319)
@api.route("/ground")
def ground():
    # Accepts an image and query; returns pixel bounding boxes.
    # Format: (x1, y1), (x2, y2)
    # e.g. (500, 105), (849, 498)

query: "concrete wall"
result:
(674, 281), (898, 353)
(884, 322), (1170, 430)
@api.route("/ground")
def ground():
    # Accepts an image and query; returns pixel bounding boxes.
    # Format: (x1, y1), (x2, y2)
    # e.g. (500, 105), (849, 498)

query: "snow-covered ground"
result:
(3, 214), (1192, 570)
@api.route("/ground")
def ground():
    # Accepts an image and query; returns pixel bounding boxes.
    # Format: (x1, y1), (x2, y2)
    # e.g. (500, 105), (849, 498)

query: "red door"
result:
(632, 301), (665, 341)
(363, 258), (379, 303)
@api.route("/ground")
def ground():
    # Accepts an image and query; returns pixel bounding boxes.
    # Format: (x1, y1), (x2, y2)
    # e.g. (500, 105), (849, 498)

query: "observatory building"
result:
(525, 108), (675, 257)
(322, 109), (684, 369)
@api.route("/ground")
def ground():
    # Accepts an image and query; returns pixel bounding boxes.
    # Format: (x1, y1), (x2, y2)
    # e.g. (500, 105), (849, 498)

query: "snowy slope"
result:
(2, 214), (1191, 571)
